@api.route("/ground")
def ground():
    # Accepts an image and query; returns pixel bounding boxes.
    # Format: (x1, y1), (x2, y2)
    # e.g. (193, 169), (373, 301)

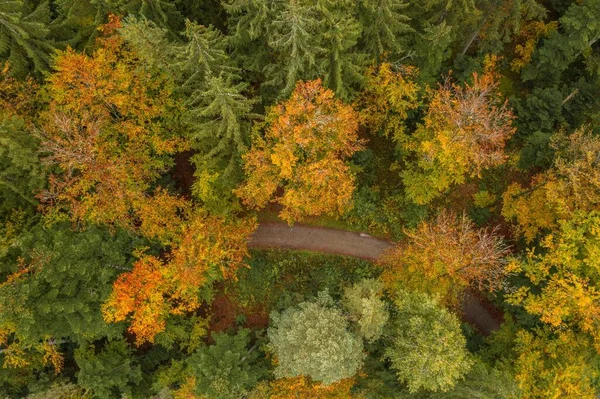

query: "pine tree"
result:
(0, 115), (44, 220)
(0, 0), (54, 77)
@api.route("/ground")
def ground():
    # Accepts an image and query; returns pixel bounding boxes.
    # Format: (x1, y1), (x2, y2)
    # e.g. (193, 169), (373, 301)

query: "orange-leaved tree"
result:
(380, 211), (510, 307)
(402, 69), (516, 205)
(38, 16), (188, 244)
(235, 79), (364, 223)
(102, 212), (256, 345)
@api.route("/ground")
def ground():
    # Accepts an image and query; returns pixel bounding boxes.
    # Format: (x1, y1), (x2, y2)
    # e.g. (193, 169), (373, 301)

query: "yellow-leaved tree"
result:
(236, 79), (364, 223)
(402, 69), (515, 205)
(503, 126), (600, 242)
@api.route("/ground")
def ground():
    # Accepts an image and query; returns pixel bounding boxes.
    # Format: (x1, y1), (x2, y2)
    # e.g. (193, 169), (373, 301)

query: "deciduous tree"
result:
(267, 293), (365, 385)
(402, 70), (515, 205)
(502, 126), (600, 241)
(236, 80), (363, 223)
(380, 212), (510, 307)
(384, 291), (473, 393)
(342, 278), (389, 342)
(38, 18), (188, 242)
(102, 213), (256, 344)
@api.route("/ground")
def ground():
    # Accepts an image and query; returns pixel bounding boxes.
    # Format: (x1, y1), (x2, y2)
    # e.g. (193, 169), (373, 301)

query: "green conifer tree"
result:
(0, 0), (53, 77)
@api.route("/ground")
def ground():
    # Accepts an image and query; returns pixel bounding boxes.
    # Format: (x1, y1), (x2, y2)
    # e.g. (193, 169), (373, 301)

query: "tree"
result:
(402, 70), (516, 205)
(384, 291), (473, 393)
(342, 279), (389, 343)
(263, 0), (323, 98)
(0, 115), (44, 221)
(355, 62), (420, 140)
(417, 359), (520, 399)
(502, 126), (600, 241)
(356, 0), (412, 61)
(185, 329), (267, 399)
(105, 0), (183, 31)
(236, 80), (363, 223)
(380, 212), (510, 307)
(261, 376), (362, 399)
(120, 18), (256, 213)
(102, 213), (256, 345)
(513, 329), (598, 399)
(507, 211), (600, 352)
(318, 1), (365, 100)
(186, 74), (256, 213)
(267, 293), (365, 385)
(38, 18), (189, 243)
(75, 338), (142, 398)
(0, 1), (54, 77)
(0, 223), (142, 346)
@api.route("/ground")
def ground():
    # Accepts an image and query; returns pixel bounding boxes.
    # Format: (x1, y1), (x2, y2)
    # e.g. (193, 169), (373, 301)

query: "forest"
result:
(0, 0), (599, 398)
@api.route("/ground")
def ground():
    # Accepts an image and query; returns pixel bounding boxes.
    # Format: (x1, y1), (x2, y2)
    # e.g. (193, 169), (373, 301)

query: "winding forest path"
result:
(249, 222), (502, 335)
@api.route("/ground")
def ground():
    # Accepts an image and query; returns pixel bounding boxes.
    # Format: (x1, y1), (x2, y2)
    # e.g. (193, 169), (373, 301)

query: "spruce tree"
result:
(0, 0), (53, 77)
(356, 0), (412, 61)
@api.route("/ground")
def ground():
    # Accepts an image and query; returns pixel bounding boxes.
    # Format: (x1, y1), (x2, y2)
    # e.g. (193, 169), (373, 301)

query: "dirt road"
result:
(249, 222), (502, 335)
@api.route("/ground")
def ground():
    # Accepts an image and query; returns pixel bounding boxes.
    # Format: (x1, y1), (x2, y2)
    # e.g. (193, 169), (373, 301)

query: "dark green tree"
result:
(0, 0), (53, 77)
(75, 338), (142, 398)
(356, 0), (412, 61)
(186, 329), (267, 398)
(0, 223), (143, 343)
(0, 115), (44, 222)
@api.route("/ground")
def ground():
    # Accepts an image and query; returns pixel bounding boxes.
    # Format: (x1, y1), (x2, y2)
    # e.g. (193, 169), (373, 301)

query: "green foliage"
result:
(186, 329), (267, 399)
(268, 293), (365, 385)
(384, 291), (473, 393)
(356, 0), (412, 61)
(235, 250), (377, 310)
(342, 279), (389, 342)
(413, 359), (520, 399)
(0, 223), (143, 343)
(75, 339), (142, 398)
(0, 115), (44, 220)
(106, 0), (182, 30)
(120, 17), (255, 213)
(0, 0), (53, 77)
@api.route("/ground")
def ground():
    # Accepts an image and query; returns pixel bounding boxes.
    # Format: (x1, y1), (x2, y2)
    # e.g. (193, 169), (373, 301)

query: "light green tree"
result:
(342, 279), (389, 343)
(384, 291), (473, 393)
(268, 293), (365, 385)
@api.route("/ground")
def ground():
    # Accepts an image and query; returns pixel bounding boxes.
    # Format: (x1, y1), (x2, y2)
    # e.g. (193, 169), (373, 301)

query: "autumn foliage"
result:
(38, 17), (188, 243)
(403, 69), (516, 205)
(380, 212), (510, 306)
(236, 80), (363, 223)
(355, 62), (420, 140)
(503, 126), (600, 241)
(103, 213), (256, 345)
(265, 376), (361, 399)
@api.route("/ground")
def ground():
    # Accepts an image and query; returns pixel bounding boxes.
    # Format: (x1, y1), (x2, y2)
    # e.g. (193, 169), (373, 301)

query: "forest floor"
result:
(249, 222), (502, 335)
